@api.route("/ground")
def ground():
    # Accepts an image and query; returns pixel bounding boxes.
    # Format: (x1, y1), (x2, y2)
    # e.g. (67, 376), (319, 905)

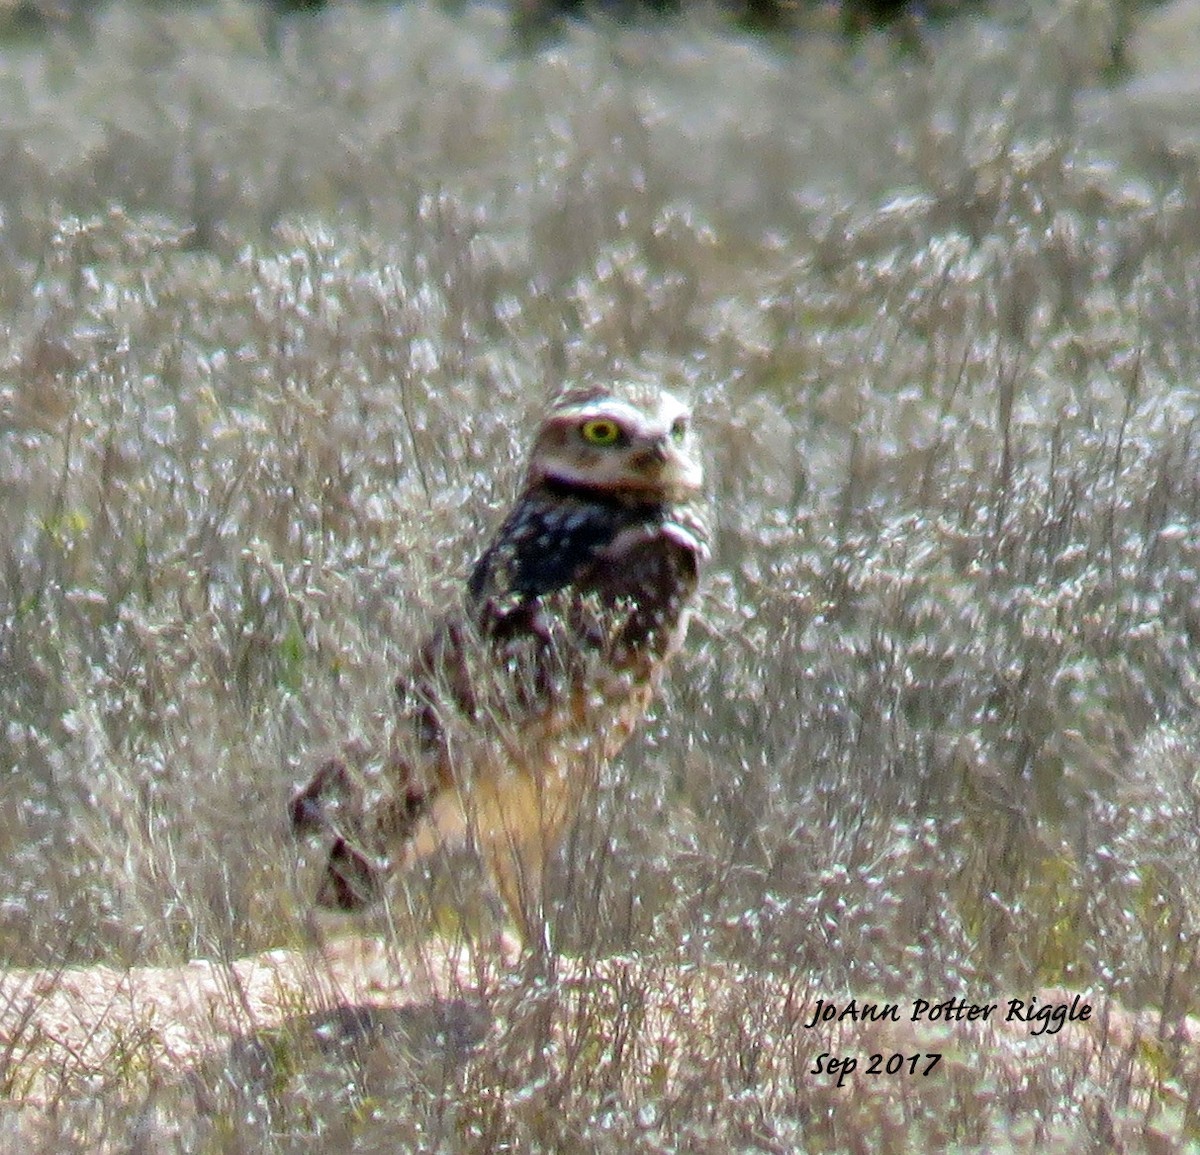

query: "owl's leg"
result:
(469, 767), (579, 953)
(395, 779), (552, 949)
(485, 831), (552, 953)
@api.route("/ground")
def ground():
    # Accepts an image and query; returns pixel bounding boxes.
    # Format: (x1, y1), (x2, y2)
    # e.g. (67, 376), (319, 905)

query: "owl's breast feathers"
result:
(464, 479), (708, 669)
(467, 482), (633, 602)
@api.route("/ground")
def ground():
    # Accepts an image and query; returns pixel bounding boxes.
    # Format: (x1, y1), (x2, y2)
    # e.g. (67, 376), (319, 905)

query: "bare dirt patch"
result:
(2, 936), (1190, 1145)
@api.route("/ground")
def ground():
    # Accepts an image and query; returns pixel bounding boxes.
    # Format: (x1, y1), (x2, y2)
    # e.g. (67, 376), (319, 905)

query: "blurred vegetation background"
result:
(3, 0), (1200, 1148)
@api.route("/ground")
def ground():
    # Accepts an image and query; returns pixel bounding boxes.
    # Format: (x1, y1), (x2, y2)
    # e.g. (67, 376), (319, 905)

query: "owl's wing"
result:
(585, 514), (709, 666)
(289, 620), (465, 891)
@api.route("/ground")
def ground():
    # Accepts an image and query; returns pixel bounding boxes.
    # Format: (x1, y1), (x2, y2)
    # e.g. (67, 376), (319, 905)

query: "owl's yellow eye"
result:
(580, 419), (622, 446)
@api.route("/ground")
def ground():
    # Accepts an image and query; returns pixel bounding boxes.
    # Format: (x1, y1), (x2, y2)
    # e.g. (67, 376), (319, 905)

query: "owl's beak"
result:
(631, 436), (672, 475)
(630, 436), (702, 495)
(647, 436), (672, 464)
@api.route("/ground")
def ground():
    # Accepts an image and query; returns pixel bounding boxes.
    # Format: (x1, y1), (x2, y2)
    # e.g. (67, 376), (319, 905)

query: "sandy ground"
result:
(2, 933), (1193, 1137)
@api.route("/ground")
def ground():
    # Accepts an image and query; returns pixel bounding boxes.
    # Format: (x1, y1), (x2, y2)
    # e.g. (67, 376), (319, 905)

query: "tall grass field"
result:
(2, 0), (1199, 1149)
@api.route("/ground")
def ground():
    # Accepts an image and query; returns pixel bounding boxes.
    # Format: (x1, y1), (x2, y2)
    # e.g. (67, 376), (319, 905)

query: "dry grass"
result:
(1, 935), (1191, 1152)
(2, 0), (1200, 1149)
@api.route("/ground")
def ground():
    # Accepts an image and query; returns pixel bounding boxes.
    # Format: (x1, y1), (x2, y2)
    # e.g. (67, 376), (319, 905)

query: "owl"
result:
(290, 382), (709, 946)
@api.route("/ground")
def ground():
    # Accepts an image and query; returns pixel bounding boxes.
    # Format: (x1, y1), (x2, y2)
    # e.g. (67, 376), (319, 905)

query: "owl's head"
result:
(524, 383), (704, 502)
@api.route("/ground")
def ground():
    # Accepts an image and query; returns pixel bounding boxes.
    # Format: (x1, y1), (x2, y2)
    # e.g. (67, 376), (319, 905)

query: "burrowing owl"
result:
(290, 382), (709, 944)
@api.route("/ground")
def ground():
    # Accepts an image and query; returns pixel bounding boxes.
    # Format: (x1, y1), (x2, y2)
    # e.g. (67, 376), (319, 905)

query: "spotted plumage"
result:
(290, 382), (709, 945)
